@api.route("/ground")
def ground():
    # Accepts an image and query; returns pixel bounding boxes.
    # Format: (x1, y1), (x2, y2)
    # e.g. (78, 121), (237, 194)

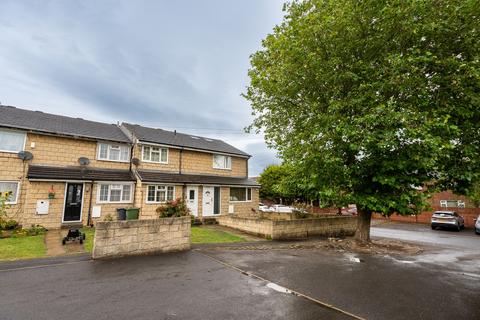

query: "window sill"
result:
(229, 200), (252, 203)
(0, 149), (23, 154)
(97, 201), (133, 204)
(213, 167), (232, 171)
(142, 160), (169, 164)
(97, 158), (130, 163)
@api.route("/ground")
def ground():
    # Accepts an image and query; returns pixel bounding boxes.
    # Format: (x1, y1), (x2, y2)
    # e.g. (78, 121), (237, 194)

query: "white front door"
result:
(202, 186), (214, 217)
(186, 186), (198, 216)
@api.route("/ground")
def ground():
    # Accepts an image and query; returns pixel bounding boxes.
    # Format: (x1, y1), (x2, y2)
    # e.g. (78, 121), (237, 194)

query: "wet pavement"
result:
(1, 222), (479, 320)
(371, 221), (479, 249)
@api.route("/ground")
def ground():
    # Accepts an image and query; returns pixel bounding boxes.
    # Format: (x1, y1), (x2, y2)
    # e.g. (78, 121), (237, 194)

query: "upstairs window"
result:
(98, 184), (132, 203)
(98, 143), (130, 162)
(229, 187), (252, 202)
(0, 129), (25, 153)
(147, 185), (174, 203)
(142, 145), (168, 163)
(0, 181), (20, 204)
(213, 154), (231, 170)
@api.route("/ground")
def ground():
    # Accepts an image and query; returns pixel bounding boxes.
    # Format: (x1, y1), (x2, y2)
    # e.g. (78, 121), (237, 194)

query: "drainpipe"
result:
(87, 180), (94, 227)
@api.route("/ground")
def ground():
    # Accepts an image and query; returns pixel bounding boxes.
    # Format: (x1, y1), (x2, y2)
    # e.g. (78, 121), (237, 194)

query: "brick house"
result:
(0, 105), (259, 229)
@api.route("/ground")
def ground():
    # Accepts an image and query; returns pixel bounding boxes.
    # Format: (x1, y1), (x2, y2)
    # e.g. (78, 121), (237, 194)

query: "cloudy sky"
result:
(0, 0), (284, 175)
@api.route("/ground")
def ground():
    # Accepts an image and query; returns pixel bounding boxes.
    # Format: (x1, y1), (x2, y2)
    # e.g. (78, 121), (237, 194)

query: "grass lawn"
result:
(191, 226), (245, 244)
(81, 227), (95, 253)
(0, 235), (46, 261)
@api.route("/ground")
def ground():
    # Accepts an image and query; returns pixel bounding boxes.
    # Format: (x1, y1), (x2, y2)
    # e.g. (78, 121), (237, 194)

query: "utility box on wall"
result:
(36, 200), (49, 215)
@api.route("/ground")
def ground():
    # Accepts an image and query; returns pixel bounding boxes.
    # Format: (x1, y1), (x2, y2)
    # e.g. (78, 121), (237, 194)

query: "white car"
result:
(258, 203), (275, 212)
(475, 215), (480, 235)
(271, 204), (294, 213)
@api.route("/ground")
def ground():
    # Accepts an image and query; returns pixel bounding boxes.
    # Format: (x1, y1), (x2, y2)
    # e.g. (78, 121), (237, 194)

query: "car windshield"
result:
(434, 212), (454, 216)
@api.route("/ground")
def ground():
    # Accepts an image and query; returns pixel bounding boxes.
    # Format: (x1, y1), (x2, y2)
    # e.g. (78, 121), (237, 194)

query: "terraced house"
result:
(0, 105), (259, 229)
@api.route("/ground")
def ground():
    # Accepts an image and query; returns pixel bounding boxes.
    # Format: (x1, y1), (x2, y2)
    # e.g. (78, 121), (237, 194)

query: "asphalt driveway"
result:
(1, 223), (479, 320)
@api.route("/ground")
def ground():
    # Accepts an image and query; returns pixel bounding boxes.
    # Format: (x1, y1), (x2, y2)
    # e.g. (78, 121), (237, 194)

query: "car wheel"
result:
(431, 225), (436, 230)
(456, 224), (461, 232)
(475, 230), (480, 235)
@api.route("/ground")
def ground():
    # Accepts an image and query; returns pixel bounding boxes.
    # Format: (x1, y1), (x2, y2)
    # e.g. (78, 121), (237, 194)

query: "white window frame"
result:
(213, 154), (232, 170)
(0, 181), (20, 204)
(440, 199), (466, 208)
(141, 145), (169, 164)
(0, 129), (26, 154)
(146, 185), (175, 203)
(96, 143), (130, 163)
(229, 187), (252, 203)
(96, 183), (133, 203)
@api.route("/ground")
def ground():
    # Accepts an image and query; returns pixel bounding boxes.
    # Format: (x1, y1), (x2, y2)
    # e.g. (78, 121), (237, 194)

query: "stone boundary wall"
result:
(92, 216), (190, 259)
(218, 215), (357, 240)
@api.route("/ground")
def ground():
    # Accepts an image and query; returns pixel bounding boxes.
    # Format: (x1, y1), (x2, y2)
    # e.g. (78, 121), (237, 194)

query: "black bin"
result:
(116, 208), (127, 220)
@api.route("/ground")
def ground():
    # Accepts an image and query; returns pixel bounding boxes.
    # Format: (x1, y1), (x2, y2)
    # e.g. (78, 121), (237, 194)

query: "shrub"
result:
(0, 191), (12, 230)
(157, 198), (190, 218)
(103, 213), (114, 222)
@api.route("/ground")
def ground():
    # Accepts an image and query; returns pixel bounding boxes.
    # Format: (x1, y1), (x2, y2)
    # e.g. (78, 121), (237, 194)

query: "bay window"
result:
(98, 184), (132, 203)
(97, 143), (130, 162)
(147, 185), (175, 203)
(229, 187), (252, 202)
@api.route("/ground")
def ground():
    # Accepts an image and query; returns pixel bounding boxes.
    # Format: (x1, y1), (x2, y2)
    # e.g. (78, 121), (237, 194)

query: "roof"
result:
(0, 105), (130, 143)
(137, 170), (260, 187)
(122, 123), (250, 157)
(27, 165), (136, 181)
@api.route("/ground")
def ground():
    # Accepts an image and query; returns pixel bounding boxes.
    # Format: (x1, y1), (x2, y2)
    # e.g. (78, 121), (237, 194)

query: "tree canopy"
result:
(244, 0), (480, 241)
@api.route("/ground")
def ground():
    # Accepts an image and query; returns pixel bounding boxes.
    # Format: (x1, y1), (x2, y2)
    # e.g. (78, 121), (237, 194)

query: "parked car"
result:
(431, 211), (465, 231)
(271, 204), (294, 213)
(258, 203), (274, 212)
(475, 216), (480, 235)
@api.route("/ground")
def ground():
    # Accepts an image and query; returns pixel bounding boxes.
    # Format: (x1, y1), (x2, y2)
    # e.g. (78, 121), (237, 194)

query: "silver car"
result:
(431, 211), (465, 231)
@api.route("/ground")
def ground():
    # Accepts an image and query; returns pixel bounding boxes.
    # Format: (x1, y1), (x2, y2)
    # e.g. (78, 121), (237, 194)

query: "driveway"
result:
(371, 221), (479, 249)
(1, 225), (479, 320)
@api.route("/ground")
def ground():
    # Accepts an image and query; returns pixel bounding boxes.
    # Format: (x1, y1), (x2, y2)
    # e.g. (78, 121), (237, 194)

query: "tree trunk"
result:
(355, 209), (372, 243)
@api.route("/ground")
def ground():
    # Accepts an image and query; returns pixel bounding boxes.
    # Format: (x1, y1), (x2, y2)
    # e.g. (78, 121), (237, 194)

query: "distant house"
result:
(0, 105), (259, 229)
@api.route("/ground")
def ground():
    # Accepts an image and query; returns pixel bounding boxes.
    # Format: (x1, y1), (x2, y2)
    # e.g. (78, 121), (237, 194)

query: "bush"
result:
(156, 198), (190, 218)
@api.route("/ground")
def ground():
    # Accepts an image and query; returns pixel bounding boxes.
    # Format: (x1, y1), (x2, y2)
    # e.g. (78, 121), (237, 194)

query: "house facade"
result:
(0, 105), (259, 229)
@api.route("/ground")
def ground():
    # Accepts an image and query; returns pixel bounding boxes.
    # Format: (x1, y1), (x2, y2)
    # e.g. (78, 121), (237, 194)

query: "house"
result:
(0, 105), (259, 229)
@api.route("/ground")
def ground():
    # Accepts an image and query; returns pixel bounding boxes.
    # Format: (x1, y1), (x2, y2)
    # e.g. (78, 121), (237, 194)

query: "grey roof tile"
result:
(137, 170), (260, 186)
(123, 123), (250, 157)
(0, 105), (130, 143)
(27, 165), (135, 181)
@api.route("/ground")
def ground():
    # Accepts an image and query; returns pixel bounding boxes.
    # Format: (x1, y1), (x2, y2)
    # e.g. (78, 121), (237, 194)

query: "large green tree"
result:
(245, 0), (480, 242)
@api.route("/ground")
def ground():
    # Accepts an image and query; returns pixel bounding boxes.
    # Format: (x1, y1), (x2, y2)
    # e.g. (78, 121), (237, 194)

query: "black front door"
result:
(64, 183), (83, 222)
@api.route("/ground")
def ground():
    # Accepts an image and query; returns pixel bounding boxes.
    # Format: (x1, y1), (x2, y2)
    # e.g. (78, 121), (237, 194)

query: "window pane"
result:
(122, 185), (131, 201)
(143, 146), (151, 161)
(120, 146), (130, 161)
(156, 189), (166, 202)
(110, 189), (121, 202)
(446, 200), (458, 208)
(99, 185), (109, 201)
(247, 188), (252, 201)
(98, 144), (108, 159)
(151, 147), (160, 162)
(147, 186), (155, 202)
(230, 188), (246, 201)
(161, 148), (168, 162)
(0, 182), (18, 202)
(213, 155), (225, 168)
(0, 130), (25, 152)
(167, 186), (174, 201)
(225, 156), (231, 169)
(109, 146), (120, 160)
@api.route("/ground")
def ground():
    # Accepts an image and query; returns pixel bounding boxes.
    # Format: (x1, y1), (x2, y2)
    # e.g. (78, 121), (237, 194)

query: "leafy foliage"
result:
(157, 198), (190, 218)
(244, 0), (480, 240)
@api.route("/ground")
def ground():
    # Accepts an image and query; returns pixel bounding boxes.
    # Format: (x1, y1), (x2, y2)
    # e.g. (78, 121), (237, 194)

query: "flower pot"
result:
(126, 208), (139, 220)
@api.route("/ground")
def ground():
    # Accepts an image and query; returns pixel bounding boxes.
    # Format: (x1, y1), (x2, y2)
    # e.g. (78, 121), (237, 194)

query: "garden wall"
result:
(92, 216), (190, 259)
(218, 215), (357, 240)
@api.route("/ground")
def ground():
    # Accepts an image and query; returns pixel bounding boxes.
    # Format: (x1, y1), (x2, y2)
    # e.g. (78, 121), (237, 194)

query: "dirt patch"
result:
(200, 237), (424, 256)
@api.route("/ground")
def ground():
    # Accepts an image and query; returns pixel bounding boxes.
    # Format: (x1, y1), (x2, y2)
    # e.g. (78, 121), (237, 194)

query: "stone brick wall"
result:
(26, 133), (131, 169)
(220, 188), (259, 216)
(181, 150), (247, 177)
(0, 152), (27, 217)
(218, 215), (357, 240)
(133, 145), (180, 172)
(136, 183), (184, 219)
(92, 216), (190, 259)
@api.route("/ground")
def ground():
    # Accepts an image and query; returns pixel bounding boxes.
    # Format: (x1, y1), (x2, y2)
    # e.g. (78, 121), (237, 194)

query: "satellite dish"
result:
(17, 151), (33, 161)
(131, 157), (140, 166)
(78, 157), (90, 166)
